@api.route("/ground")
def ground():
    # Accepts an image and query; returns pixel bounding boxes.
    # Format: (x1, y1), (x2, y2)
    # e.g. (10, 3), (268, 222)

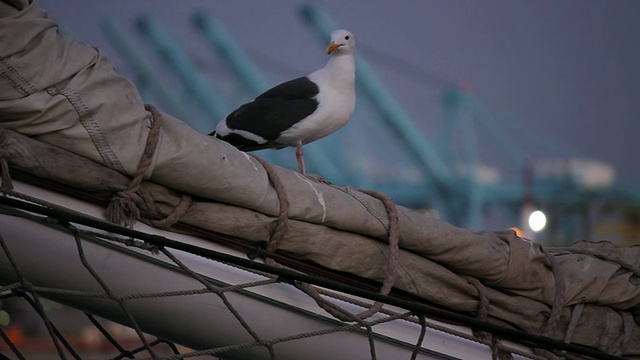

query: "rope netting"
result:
(0, 173), (555, 359)
(0, 190), (488, 360)
(0, 107), (629, 359)
(2, 182), (627, 360)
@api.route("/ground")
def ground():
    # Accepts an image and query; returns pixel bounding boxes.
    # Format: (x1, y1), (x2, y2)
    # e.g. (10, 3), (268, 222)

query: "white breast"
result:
(276, 59), (356, 146)
(278, 93), (354, 146)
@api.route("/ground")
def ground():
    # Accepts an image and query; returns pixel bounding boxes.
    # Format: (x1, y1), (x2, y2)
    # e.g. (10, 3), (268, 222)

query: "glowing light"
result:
(528, 210), (547, 232)
(509, 227), (525, 237)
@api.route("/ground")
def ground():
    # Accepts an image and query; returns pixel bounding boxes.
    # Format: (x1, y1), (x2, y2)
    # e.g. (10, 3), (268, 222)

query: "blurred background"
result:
(33, 0), (640, 244)
(3, 1), (640, 358)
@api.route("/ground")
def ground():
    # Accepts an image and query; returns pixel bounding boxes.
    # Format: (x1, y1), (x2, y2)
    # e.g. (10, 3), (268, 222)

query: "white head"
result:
(326, 29), (355, 56)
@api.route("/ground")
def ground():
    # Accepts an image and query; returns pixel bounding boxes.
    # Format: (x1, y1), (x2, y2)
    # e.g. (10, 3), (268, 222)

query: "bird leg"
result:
(296, 144), (306, 175)
(295, 143), (331, 184)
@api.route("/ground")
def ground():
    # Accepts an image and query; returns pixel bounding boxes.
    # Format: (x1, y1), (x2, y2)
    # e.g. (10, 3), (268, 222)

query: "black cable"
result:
(0, 195), (626, 360)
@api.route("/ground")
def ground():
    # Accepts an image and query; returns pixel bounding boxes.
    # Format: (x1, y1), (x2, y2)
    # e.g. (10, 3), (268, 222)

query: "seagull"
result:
(210, 29), (356, 176)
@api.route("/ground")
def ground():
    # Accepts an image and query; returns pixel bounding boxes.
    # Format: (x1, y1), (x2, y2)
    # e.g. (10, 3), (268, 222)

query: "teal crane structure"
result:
(100, 6), (640, 242)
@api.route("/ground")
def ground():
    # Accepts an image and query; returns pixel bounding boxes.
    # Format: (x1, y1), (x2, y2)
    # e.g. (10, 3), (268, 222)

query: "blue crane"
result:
(99, 6), (640, 243)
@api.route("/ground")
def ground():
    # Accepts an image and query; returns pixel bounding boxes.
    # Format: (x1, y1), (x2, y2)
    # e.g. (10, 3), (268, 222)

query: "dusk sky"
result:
(37, 0), (640, 186)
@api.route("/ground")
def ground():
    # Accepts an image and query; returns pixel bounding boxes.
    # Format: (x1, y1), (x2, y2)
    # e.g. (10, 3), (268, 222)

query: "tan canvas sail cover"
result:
(1, 1), (639, 357)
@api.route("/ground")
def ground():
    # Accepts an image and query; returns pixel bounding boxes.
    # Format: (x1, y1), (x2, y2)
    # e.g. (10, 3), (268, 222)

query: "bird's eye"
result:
(345, 35), (350, 40)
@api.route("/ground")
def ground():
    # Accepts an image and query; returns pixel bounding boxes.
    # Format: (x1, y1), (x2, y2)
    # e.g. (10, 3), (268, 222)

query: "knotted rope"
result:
(106, 104), (163, 227)
(147, 194), (192, 229)
(351, 188), (400, 319)
(250, 156), (401, 325)
(249, 155), (289, 259)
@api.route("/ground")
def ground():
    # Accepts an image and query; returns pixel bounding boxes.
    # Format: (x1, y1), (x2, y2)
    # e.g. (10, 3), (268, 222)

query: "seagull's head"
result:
(326, 29), (355, 55)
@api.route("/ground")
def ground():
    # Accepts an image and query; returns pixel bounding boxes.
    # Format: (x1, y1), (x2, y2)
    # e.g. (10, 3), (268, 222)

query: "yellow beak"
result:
(326, 42), (343, 54)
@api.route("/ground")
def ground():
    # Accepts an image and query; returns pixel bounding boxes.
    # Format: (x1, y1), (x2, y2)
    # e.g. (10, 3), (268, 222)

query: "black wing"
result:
(256, 76), (319, 101)
(222, 77), (320, 146)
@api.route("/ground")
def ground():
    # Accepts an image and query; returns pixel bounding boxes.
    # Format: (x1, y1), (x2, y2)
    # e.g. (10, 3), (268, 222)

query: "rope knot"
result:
(106, 190), (140, 227)
(106, 104), (162, 227)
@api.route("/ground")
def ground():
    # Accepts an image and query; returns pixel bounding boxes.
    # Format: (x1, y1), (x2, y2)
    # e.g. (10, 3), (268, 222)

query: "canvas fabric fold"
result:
(1, 2), (639, 357)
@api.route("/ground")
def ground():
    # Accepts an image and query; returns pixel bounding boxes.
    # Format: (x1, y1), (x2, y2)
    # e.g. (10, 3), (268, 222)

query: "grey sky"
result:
(37, 0), (640, 185)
